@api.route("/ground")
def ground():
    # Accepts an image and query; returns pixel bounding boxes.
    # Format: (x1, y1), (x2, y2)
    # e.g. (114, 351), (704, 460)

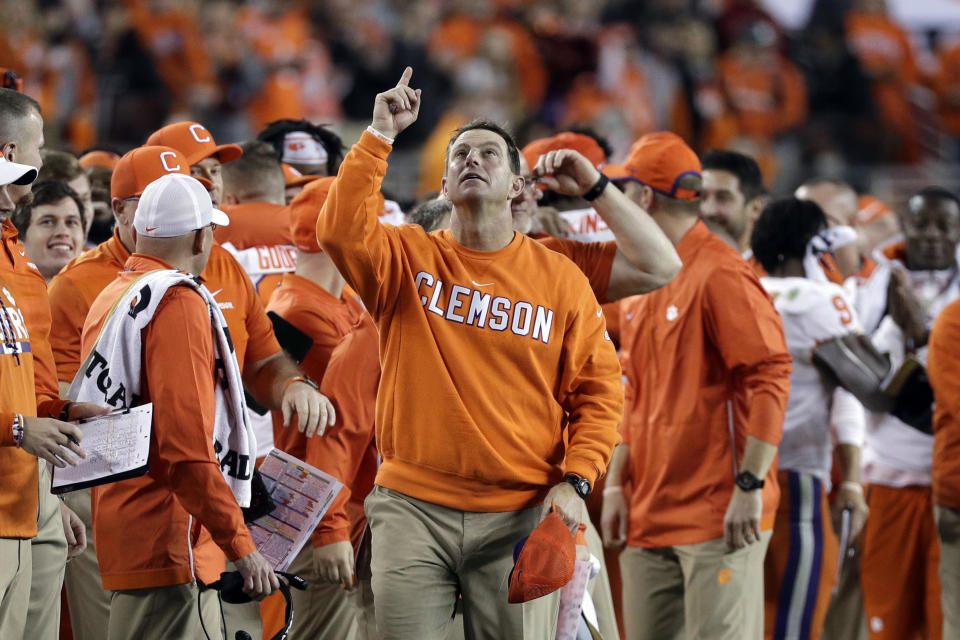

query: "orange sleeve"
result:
(703, 264), (791, 445)
(537, 238), (617, 303)
(929, 301), (960, 509)
(25, 277), (69, 417)
(558, 281), (624, 483)
(240, 270), (282, 367)
(47, 274), (88, 383)
(145, 288), (256, 561)
(315, 131), (407, 316)
(312, 316), (380, 547)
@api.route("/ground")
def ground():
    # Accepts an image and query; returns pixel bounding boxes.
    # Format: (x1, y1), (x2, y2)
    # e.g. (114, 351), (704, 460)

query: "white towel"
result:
(68, 269), (256, 506)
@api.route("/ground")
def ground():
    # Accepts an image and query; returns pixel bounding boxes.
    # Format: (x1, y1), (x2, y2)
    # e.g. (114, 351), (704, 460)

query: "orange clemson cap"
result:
(111, 146), (212, 200)
(522, 132), (607, 171)
(289, 176), (335, 252)
(603, 131), (701, 200)
(78, 150), (120, 170)
(146, 121), (243, 166)
(282, 163), (322, 188)
(507, 510), (576, 603)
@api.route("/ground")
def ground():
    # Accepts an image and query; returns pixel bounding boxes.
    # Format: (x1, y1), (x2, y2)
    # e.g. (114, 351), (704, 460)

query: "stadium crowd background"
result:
(3, 0), (960, 208)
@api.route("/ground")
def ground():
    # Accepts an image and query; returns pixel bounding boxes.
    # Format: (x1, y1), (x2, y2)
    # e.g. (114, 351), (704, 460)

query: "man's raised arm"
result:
(315, 68), (421, 314)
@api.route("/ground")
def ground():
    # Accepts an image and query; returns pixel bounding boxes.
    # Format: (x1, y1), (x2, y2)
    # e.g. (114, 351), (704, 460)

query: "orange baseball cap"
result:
(145, 121), (243, 167)
(856, 194), (894, 226)
(111, 146), (212, 200)
(289, 176), (335, 252)
(603, 132), (701, 200)
(522, 132), (607, 171)
(507, 510), (575, 603)
(79, 150), (120, 170)
(282, 163), (321, 188)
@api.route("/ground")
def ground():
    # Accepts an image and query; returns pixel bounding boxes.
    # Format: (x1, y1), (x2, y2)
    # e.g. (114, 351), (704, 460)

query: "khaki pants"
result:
(63, 487), (111, 640)
(0, 537), (31, 639)
(620, 531), (772, 640)
(820, 541), (867, 640)
(350, 576), (377, 640)
(935, 505), (960, 640)
(27, 461), (66, 639)
(584, 519), (620, 640)
(365, 486), (560, 640)
(107, 583), (223, 640)
(286, 543), (359, 640)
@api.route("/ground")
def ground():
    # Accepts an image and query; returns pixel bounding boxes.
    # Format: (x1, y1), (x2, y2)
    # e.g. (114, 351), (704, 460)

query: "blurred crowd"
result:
(2, 0), (960, 200)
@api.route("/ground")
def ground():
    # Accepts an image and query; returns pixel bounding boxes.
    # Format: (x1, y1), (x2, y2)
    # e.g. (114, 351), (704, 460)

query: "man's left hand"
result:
(832, 484), (869, 543)
(723, 486), (763, 549)
(541, 481), (586, 534)
(281, 382), (336, 437)
(60, 502), (86, 559)
(532, 150), (601, 198)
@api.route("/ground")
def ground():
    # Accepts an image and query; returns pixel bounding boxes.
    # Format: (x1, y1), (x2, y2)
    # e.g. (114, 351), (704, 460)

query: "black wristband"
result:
(582, 173), (609, 201)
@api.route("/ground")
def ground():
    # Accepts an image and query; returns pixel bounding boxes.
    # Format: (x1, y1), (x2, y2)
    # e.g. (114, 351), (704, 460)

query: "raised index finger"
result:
(397, 66), (413, 88)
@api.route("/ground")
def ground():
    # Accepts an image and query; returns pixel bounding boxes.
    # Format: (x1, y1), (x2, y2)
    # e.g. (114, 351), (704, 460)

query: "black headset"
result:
(200, 570), (308, 640)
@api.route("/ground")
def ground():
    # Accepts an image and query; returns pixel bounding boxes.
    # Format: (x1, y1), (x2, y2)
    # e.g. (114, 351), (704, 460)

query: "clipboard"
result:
(50, 404), (153, 494)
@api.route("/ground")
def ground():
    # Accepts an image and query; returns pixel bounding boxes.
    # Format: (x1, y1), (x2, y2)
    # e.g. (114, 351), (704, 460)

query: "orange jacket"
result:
(929, 297), (960, 509)
(265, 273), (364, 461)
(316, 131), (622, 512)
(0, 219), (69, 537)
(83, 254), (256, 589)
(312, 312), (380, 549)
(619, 221), (791, 547)
(49, 230), (280, 383)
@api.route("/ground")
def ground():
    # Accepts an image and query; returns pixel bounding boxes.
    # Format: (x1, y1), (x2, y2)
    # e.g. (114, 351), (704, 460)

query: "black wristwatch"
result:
(735, 470), (765, 492)
(562, 473), (592, 499)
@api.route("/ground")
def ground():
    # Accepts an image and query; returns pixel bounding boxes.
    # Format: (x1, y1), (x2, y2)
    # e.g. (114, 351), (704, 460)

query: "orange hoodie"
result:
(0, 219), (69, 537)
(316, 131), (623, 512)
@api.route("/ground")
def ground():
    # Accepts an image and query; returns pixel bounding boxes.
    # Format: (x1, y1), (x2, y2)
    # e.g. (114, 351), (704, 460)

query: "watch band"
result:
(562, 473), (591, 499)
(582, 173), (609, 201)
(735, 470), (765, 491)
(284, 375), (319, 393)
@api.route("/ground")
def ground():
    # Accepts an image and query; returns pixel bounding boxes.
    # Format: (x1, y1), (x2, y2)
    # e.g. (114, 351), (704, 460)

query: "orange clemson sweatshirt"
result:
(316, 131), (623, 512)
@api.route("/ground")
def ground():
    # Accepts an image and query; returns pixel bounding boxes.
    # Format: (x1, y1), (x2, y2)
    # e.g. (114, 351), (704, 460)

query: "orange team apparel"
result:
(266, 273), (363, 461)
(0, 219), (69, 537)
(316, 131), (623, 511)
(308, 236), (617, 546)
(81, 254), (256, 589)
(218, 201), (296, 303)
(935, 42), (960, 138)
(48, 230), (279, 383)
(619, 220), (791, 547)
(931, 297), (960, 511)
(716, 51), (807, 141)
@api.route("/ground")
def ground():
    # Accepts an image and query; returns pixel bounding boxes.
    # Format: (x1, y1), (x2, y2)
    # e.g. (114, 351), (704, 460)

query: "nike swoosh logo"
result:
(596, 309), (603, 317)
(472, 280), (493, 287)
(145, 226), (159, 232)
(209, 289), (222, 297)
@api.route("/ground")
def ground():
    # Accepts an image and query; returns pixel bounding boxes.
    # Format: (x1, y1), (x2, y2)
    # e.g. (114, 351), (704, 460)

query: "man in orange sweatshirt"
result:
(315, 68), (624, 639)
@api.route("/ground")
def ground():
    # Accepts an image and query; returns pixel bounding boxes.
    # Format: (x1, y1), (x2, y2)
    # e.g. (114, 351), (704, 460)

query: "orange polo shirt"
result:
(49, 230), (280, 384)
(265, 273), (364, 461)
(929, 297), (960, 510)
(619, 220), (791, 548)
(317, 131), (623, 512)
(0, 219), (69, 537)
(82, 254), (256, 589)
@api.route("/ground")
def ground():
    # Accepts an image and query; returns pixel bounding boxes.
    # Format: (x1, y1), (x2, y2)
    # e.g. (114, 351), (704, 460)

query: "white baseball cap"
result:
(0, 156), (38, 187)
(134, 173), (230, 238)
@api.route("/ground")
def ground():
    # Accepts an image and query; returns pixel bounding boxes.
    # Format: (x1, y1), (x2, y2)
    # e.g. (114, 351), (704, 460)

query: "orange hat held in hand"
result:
(508, 506), (576, 603)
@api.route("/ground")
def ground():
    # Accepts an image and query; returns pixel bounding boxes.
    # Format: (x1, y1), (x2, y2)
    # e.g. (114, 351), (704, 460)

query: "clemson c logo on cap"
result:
(189, 124), (211, 144)
(159, 151), (181, 173)
(287, 142), (305, 151)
